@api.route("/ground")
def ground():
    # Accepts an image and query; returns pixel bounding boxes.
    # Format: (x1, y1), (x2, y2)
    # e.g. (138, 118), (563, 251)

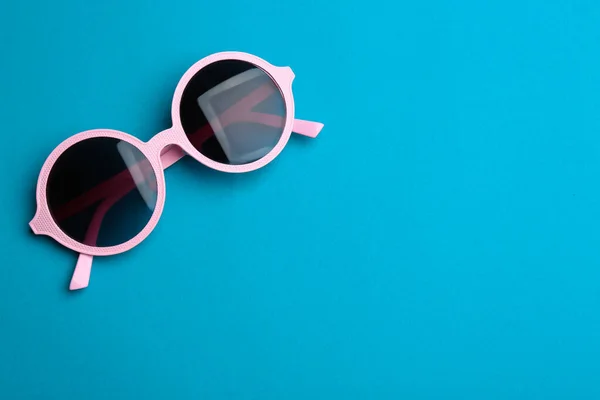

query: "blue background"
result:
(1, 0), (600, 398)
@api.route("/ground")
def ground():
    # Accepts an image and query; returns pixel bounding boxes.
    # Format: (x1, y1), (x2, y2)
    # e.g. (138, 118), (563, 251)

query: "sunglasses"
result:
(29, 52), (324, 291)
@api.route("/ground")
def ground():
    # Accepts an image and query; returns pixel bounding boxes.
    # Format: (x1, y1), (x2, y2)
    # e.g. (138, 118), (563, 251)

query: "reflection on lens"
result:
(46, 137), (158, 247)
(180, 59), (286, 165)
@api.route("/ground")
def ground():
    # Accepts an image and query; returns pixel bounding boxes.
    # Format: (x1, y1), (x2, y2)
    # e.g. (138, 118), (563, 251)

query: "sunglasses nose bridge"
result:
(146, 127), (186, 169)
(147, 128), (179, 152)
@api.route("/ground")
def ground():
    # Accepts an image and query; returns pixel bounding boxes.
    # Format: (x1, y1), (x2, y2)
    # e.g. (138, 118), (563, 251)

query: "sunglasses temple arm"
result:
(292, 119), (324, 138)
(242, 112), (323, 139)
(68, 194), (123, 291)
(70, 254), (93, 290)
(160, 145), (186, 169)
(219, 81), (324, 138)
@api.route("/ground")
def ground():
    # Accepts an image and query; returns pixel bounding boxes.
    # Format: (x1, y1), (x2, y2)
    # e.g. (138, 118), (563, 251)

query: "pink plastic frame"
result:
(30, 52), (323, 290)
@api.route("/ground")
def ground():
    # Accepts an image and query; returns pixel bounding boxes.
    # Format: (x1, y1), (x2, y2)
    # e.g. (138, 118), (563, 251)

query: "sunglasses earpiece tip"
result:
(69, 279), (89, 290)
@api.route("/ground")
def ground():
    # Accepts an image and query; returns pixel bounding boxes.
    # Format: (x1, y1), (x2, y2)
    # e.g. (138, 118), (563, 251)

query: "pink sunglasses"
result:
(30, 51), (323, 291)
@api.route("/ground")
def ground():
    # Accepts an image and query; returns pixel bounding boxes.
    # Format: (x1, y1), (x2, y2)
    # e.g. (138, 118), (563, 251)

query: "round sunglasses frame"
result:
(30, 52), (298, 258)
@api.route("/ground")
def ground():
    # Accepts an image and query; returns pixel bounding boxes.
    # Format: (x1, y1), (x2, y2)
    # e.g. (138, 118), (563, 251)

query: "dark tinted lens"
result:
(47, 137), (158, 247)
(180, 60), (286, 165)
